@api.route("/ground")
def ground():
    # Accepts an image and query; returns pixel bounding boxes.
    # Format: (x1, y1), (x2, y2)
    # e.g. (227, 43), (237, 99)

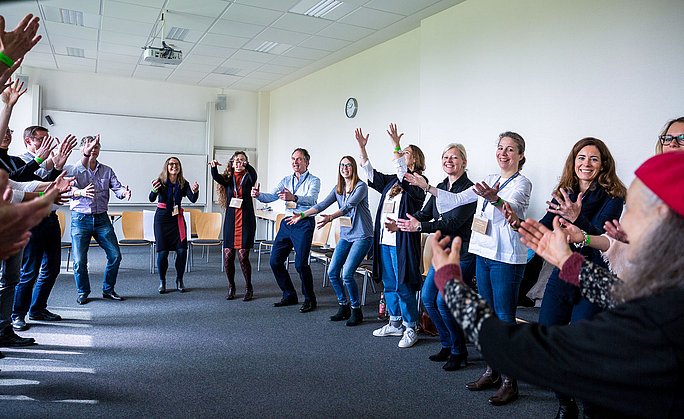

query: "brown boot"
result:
(243, 286), (253, 301)
(226, 283), (236, 300)
(488, 375), (518, 406)
(465, 365), (501, 391)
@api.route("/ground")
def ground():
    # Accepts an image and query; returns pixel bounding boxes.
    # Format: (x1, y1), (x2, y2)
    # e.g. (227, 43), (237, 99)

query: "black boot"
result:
(330, 304), (351, 321)
(226, 283), (236, 300)
(555, 398), (579, 419)
(176, 278), (185, 293)
(158, 279), (166, 294)
(243, 286), (253, 301)
(346, 307), (363, 326)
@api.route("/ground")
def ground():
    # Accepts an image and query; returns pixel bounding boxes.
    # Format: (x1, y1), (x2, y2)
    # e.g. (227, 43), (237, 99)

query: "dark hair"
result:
(80, 135), (97, 146)
(292, 148), (310, 163)
(556, 137), (626, 198)
(23, 125), (48, 141)
(336, 156), (360, 195)
(217, 151), (248, 209)
(498, 131), (526, 170)
(655, 116), (684, 154)
(407, 144), (426, 174)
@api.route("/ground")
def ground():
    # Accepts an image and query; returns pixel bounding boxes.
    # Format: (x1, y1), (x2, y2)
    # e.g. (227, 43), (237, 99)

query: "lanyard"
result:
(481, 172), (519, 213)
(291, 172), (309, 195)
(233, 172), (246, 196)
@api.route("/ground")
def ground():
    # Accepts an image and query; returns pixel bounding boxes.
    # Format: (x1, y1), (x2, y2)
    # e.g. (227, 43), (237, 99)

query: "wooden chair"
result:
(356, 257), (376, 306)
(119, 211), (154, 273)
(256, 213), (287, 271)
(417, 233), (434, 308)
(313, 217), (339, 287)
(186, 208), (202, 238)
(56, 211), (72, 271)
(189, 212), (223, 270)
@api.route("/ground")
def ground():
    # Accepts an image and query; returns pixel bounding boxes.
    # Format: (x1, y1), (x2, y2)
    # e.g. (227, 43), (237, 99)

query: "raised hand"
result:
(83, 134), (100, 156)
(122, 185), (132, 200)
(546, 189), (583, 222)
(386, 123), (403, 148)
(208, 160), (222, 168)
(35, 135), (56, 161)
(250, 182), (260, 198)
(604, 219), (629, 243)
(151, 179), (162, 191)
(51, 134), (78, 170)
(0, 58), (22, 90)
(0, 14), (42, 62)
(191, 181), (199, 193)
(75, 183), (95, 199)
(0, 78), (26, 106)
(519, 217), (574, 269)
(473, 181), (500, 203)
(354, 128), (369, 149)
(278, 187), (295, 202)
(50, 171), (75, 194)
(396, 214), (420, 232)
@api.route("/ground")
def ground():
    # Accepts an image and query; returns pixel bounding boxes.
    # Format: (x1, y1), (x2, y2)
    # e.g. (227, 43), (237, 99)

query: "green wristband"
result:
(585, 234), (591, 247)
(38, 191), (45, 197)
(35, 156), (45, 164)
(300, 212), (306, 218)
(151, 188), (158, 193)
(393, 146), (401, 152)
(0, 52), (14, 68)
(491, 197), (503, 207)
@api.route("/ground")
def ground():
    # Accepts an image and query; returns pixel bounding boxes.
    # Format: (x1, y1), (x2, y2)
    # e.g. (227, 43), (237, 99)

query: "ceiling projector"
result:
(143, 42), (182, 65)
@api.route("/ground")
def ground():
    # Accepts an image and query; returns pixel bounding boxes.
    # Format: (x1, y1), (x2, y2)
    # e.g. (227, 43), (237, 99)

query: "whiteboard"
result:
(97, 151), (207, 205)
(42, 109), (206, 154)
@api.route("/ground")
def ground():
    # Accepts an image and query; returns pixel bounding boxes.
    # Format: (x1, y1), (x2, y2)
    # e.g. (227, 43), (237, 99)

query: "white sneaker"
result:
(372, 323), (404, 337)
(398, 328), (418, 348)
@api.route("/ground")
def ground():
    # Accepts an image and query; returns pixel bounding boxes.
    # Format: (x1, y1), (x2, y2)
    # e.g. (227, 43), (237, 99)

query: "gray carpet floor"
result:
(0, 245), (556, 418)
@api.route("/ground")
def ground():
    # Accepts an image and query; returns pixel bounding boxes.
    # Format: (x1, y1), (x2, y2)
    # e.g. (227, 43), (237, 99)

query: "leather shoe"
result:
(29, 310), (62, 321)
(77, 294), (89, 305)
(243, 288), (253, 302)
(0, 331), (36, 347)
(102, 291), (124, 301)
(488, 375), (518, 406)
(299, 301), (317, 313)
(226, 285), (236, 300)
(429, 347), (451, 362)
(466, 365), (500, 391)
(273, 297), (298, 307)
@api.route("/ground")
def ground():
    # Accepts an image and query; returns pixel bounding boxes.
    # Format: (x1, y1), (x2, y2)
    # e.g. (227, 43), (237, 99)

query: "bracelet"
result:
(574, 230), (589, 249)
(491, 197), (503, 207)
(38, 191), (45, 197)
(151, 188), (158, 193)
(35, 156), (45, 164)
(393, 146), (401, 152)
(0, 52), (14, 68)
(300, 212), (306, 218)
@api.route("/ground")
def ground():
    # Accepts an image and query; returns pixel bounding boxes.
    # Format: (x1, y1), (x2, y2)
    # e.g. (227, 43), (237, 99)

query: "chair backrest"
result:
(331, 218), (341, 247)
(121, 211), (145, 240)
(142, 210), (155, 241)
(312, 215), (332, 246)
(422, 233), (434, 277)
(274, 213), (287, 235)
(195, 212), (222, 240)
(56, 211), (66, 238)
(186, 208), (202, 235)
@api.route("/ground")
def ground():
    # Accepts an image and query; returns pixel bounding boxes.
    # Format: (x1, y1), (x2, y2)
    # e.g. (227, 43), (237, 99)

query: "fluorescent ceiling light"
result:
(66, 47), (85, 57)
(303, 0), (342, 18)
(167, 27), (189, 41)
(60, 8), (84, 26)
(215, 67), (242, 76)
(252, 41), (278, 53)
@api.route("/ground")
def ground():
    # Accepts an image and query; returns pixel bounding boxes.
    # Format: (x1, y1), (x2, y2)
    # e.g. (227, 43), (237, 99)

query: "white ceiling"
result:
(0, 0), (465, 92)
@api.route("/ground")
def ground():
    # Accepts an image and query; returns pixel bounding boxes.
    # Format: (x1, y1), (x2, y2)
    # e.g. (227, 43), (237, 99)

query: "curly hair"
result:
(216, 151), (248, 209)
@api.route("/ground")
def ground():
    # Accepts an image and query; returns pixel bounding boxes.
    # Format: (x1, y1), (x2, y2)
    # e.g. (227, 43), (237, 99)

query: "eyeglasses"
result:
(339, 163), (353, 168)
(168, 162), (180, 167)
(659, 134), (684, 146)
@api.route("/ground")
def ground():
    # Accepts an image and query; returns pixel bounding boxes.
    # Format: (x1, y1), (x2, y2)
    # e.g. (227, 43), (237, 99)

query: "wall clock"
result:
(345, 97), (358, 118)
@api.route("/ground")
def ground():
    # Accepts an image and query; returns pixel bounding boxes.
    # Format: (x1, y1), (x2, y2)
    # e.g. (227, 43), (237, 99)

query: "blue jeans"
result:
(381, 244), (418, 328)
(71, 212), (122, 296)
(270, 217), (316, 302)
(422, 253), (476, 355)
(327, 237), (372, 308)
(539, 268), (602, 326)
(13, 212), (61, 317)
(0, 251), (23, 333)
(475, 256), (525, 324)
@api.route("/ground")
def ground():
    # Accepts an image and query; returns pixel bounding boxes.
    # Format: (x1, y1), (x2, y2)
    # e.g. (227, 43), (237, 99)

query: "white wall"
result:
(267, 0), (684, 220)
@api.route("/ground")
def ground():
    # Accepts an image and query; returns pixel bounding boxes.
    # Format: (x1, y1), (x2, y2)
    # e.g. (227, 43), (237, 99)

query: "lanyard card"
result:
(286, 201), (297, 209)
(471, 213), (489, 235)
(229, 197), (243, 208)
(383, 200), (396, 213)
(172, 205), (180, 216)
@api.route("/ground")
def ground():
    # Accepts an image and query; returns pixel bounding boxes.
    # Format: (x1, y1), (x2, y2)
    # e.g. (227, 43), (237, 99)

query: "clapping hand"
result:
(83, 134), (100, 156)
(384, 217), (399, 232)
(473, 181), (500, 203)
(151, 179), (162, 191)
(604, 219), (628, 243)
(546, 189), (583, 223)
(0, 77), (26, 106)
(278, 187), (295, 202)
(519, 217), (574, 269)
(557, 218), (586, 244)
(316, 214), (333, 229)
(35, 136), (56, 161)
(501, 201), (521, 230)
(396, 214), (420, 232)
(191, 182), (199, 194)
(122, 185), (131, 200)
(404, 173), (428, 190)
(75, 183), (95, 199)
(51, 134), (78, 170)
(208, 160), (221, 168)
(0, 14), (42, 62)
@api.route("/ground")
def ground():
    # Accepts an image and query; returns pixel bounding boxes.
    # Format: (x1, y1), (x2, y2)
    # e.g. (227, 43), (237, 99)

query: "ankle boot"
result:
(330, 304), (351, 321)
(346, 307), (363, 326)
(158, 279), (166, 294)
(176, 278), (186, 293)
(243, 286), (253, 302)
(226, 283), (236, 300)
(488, 375), (519, 406)
(555, 398), (579, 419)
(465, 365), (501, 391)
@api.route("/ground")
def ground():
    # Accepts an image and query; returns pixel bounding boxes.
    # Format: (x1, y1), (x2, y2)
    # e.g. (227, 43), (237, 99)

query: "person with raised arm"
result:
(357, 123), (426, 348)
(64, 135), (131, 305)
(251, 148), (320, 313)
(149, 157), (199, 294)
(210, 151), (257, 301)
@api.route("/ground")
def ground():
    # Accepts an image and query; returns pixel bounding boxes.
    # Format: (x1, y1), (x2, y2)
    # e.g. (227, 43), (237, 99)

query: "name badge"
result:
(229, 198), (243, 208)
(471, 214), (489, 235)
(286, 201), (297, 209)
(383, 201), (396, 213)
(339, 216), (352, 227)
(172, 205), (179, 216)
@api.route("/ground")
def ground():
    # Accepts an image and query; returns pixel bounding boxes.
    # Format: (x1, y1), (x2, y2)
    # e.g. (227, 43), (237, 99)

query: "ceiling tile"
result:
(211, 20), (265, 38)
(98, 41), (145, 57)
(253, 27), (310, 45)
(41, 6), (101, 29)
(101, 17), (155, 37)
(42, 21), (99, 40)
(233, 0), (300, 12)
(366, 0), (440, 16)
(43, 0), (103, 15)
(257, 64), (298, 75)
(55, 55), (97, 71)
(271, 13), (332, 35)
(103, 1), (161, 24)
(192, 44), (239, 57)
(182, 53), (226, 66)
(221, 3), (283, 26)
(317, 22), (375, 42)
(244, 71), (281, 81)
(165, 0), (229, 18)
(134, 65), (175, 79)
(175, 62), (219, 73)
(339, 7), (403, 30)
(50, 35), (98, 52)
(160, 13), (215, 43)
(100, 31), (149, 47)
(200, 33), (250, 49)
(267, 55), (312, 68)
(98, 51), (140, 64)
(283, 46), (330, 60)
(107, 0), (166, 8)
(168, 71), (208, 84)
(97, 60), (137, 72)
(231, 50), (275, 64)
(299, 36), (351, 51)
(199, 73), (241, 87)
(23, 51), (57, 67)
(218, 59), (263, 72)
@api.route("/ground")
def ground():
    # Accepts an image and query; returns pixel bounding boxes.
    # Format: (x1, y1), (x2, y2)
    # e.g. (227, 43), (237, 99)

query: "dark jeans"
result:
(475, 256), (525, 324)
(157, 248), (188, 282)
(270, 217), (315, 302)
(422, 252), (476, 355)
(71, 212), (122, 296)
(13, 212), (61, 318)
(0, 251), (23, 333)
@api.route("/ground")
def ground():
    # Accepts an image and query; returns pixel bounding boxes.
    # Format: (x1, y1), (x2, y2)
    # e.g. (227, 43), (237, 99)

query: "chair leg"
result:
(221, 248), (225, 272)
(257, 245), (262, 271)
(66, 248), (71, 272)
(361, 272), (368, 306)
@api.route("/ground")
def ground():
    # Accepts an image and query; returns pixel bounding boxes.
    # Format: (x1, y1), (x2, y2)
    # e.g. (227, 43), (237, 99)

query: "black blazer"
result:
(211, 164), (257, 249)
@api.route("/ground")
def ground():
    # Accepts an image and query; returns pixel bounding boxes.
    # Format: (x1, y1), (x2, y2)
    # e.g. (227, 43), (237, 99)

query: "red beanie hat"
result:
(635, 151), (684, 217)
